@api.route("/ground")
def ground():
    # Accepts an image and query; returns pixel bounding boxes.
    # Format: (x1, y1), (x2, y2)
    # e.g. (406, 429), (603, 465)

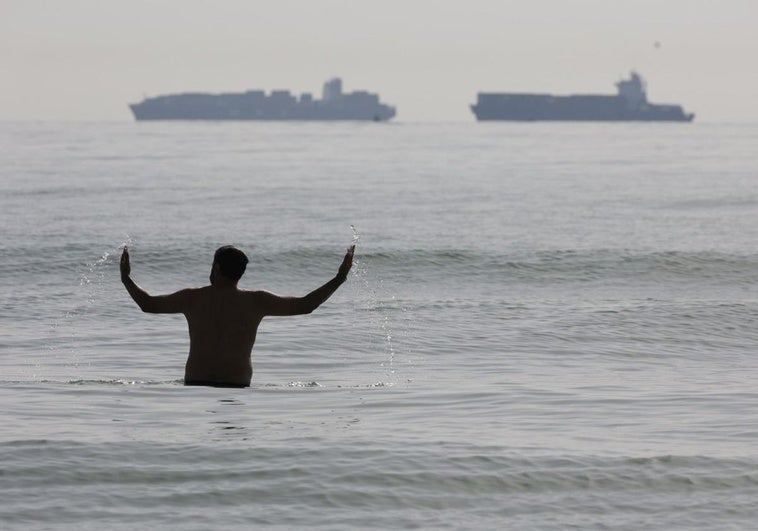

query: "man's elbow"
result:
(293, 296), (318, 315)
(136, 299), (158, 313)
(298, 300), (319, 315)
(294, 302), (315, 315)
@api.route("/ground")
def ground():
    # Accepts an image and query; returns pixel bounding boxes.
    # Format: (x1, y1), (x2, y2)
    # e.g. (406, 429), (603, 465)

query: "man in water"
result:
(120, 244), (354, 387)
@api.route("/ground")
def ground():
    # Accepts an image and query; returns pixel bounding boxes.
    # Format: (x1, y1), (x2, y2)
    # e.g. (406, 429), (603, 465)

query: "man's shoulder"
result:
(238, 289), (269, 300)
(238, 289), (281, 307)
(182, 286), (210, 296)
(177, 285), (213, 302)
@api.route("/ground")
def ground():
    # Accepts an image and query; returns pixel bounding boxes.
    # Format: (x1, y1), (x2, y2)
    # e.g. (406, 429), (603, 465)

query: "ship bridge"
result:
(616, 72), (647, 109)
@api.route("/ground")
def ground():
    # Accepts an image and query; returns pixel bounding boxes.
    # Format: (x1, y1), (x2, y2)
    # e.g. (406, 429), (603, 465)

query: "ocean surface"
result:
(1, 121), (757, 529)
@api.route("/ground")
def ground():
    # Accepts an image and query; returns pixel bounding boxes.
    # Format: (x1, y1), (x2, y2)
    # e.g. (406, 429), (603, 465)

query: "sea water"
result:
(1, 121), (757, 529)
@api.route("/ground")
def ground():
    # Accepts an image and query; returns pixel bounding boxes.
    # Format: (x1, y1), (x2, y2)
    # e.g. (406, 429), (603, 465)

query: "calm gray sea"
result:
(1, 121), (758, 529)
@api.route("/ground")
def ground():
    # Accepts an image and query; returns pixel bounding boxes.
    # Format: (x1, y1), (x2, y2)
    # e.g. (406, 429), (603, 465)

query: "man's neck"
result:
(211, 278), (238, 290)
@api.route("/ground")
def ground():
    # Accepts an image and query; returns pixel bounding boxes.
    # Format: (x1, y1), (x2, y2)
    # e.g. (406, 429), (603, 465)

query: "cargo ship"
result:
(129, 78), (396, 121)
(471, 72), (694, 122)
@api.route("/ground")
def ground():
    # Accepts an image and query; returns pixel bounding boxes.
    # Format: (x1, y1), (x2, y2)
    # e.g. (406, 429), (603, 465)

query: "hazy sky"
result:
(3, 0), (757, 122)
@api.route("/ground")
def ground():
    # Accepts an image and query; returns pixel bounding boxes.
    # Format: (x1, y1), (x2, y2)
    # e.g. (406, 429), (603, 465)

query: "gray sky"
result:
(3, 0), (757, 122)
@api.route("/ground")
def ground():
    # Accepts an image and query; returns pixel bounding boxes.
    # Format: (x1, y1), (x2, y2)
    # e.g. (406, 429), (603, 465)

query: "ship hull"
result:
(130, 105), (396, 121)
(129, 85), (396, 122)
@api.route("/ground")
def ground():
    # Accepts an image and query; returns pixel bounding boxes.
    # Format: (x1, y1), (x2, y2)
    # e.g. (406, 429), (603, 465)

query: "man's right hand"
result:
(120, 246), (131, 281)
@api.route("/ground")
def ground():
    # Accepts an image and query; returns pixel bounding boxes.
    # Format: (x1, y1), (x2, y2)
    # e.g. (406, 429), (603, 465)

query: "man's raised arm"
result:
(256, 245), (354, 317)
(120, 246), (189, 314)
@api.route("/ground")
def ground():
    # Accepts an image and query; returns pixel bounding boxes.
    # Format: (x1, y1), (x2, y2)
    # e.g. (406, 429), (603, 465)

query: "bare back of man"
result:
(120, 244), (354, 387)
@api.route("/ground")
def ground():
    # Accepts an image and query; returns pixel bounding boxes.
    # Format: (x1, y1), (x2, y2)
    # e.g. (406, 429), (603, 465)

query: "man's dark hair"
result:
(213, 246), (249, 281)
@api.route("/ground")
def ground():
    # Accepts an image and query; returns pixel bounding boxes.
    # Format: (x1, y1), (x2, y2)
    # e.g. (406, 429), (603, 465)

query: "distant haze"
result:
(2, 0), (757, 122)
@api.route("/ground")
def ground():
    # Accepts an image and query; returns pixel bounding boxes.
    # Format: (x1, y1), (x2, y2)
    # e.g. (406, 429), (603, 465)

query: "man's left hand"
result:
(337, 245), (355, 282)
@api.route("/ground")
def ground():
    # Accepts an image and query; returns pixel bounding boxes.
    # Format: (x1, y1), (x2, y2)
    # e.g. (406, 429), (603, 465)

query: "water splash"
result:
(45, 236), (134, 378)
(348, 225), (397, 381)
(288, 381), (322, 388)
(79, 234), (131, 296)
(79, 235), (132, 308)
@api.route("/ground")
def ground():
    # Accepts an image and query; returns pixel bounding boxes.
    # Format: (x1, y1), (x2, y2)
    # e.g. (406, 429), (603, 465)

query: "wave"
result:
(662, 196), (758, 210)
(353, 248), (758, 286)
(0, 379), (397, 390)
(3, 440), (758, 529)
(4, 440), (757, 492)
(130, 246), (758, 285)
(7, 243), (758, 280)
(0, 378), (184, 387)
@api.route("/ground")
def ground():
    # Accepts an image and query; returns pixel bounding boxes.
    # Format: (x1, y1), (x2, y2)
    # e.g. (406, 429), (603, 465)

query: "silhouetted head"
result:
(210, 245), (248, 284)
